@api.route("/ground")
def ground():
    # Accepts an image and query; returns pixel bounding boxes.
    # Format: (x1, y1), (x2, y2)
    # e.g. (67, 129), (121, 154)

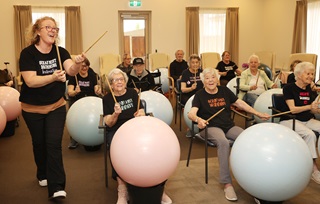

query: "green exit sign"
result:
(129, 0), (141, 7)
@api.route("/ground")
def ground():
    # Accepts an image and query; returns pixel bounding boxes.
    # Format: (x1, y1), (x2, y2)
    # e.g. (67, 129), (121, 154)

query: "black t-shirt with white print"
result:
(19, 44), (71, 105)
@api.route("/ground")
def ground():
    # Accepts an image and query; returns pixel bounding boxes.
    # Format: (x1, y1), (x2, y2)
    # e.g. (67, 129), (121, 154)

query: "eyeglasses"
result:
(112, 78), (125, 83)
(40, 26), (60, 32)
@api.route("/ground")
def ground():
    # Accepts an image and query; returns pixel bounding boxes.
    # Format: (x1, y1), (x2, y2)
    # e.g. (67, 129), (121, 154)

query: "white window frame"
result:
(199, 8), (226, 54)
(307, 1), (320, 81)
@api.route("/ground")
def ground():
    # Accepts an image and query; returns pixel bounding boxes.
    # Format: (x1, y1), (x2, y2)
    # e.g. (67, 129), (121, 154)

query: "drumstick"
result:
(132, 79), (137, 89)
(96, 74), (100, 85)
(84, 30), (108, 53)
(106, 77), (117, 103)
(75, 75), (79, 86)
(271, 110), (292, 117)
(206, 107), (225, 123)
(137, 88), (141, 112)
(55, 44), (63, 71)
(255, 70), (260, 86)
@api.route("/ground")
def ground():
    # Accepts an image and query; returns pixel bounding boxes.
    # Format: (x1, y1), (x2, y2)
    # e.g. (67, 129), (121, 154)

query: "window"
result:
(32, 7), (66, 48)
(199, 9), (226, 54)
(307, 1), (320, 81)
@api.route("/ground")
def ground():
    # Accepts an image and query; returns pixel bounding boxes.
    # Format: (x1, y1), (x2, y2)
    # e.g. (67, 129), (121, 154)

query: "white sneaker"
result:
(224, 186), (238, 201)
(161, 191), (172, 204)
(38, 179), (47, 187)
(49, 190), (66, 199)
(312, 171), (320, 184)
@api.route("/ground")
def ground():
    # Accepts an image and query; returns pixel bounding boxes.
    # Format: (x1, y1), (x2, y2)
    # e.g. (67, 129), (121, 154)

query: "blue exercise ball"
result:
(183, 95), (199, 133)
(253, 88), (283, 123)
(140, 90), (173, 125)
(66, 96), (104, 146)
(230, 123), (312, 202)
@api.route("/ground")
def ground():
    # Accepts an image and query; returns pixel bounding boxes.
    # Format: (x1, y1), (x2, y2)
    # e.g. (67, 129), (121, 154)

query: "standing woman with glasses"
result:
(19, 16), (85, 200)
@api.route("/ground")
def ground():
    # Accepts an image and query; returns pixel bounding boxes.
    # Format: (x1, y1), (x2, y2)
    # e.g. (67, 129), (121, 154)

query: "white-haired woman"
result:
(280, 61), (320, 184)
(188, 68), (270, 201)
(239, 54), (277, 106)
(102, 68), (172, 204)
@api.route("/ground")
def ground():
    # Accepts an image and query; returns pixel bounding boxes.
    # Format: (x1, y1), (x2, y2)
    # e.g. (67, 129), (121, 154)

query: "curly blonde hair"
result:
(25, 16), (60, 45)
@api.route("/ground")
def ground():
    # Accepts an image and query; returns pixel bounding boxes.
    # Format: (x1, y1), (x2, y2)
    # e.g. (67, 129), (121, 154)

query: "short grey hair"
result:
(294, 62), (315, 81)
(248, 54), (260, 63)
(108, 68), (128, 84)
(200, 68), (219, 83)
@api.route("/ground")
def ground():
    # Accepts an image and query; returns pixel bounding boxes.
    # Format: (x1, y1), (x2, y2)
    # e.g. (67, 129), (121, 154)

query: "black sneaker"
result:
(68, 140), (79, 149)
(84, 145), (102, 152)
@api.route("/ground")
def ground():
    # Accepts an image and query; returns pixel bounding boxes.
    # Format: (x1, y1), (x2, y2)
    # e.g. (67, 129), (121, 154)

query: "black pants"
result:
(22, 106), (66, 197)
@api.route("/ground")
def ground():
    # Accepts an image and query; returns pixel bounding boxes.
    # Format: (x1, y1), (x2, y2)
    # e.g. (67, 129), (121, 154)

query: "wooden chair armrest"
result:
(99, 114), (106, 129)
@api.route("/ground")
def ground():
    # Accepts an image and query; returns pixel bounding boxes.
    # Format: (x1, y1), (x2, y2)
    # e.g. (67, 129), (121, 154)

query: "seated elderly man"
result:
(117, 53), (133, 74)
(127, 57), (155, 92)
(169, 50), (188, 83)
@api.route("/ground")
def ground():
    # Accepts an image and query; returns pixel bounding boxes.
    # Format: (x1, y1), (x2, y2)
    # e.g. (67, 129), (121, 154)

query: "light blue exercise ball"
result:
(230, 123), (312, 202)
(226, 77), (238, 96)
(66, 96), (104, 146)
(183, 95), (199, 133)
(140, 90), (173, 125)
(253, 88), (283, 123)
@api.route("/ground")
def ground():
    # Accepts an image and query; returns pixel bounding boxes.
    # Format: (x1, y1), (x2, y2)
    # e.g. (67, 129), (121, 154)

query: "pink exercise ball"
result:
(0, 87), (21, 121)
(0, 106), (7, 134)
(110, 116), (180, 187)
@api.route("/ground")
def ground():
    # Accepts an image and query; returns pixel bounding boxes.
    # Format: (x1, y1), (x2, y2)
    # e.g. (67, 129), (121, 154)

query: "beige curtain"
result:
(225, 8), (239, 64)
(186, 7), (199, 58)
(14, 5), (32, 74)
(291, 0), (307, 53)
(65, 6), (83, 54)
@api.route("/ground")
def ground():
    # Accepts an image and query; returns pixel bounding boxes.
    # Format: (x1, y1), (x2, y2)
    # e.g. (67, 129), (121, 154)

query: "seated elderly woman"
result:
(239, 54), (277, 106)
(187, 67), (270, 202)
(216, 51), (242, 86)
(103, 68), (172, 204)
(280, 62), (320, 185)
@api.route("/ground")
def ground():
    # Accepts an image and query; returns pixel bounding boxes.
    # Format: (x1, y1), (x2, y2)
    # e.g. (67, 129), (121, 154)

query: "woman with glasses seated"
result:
(67, 58), (101, 150)
(103, 68), (172, 204)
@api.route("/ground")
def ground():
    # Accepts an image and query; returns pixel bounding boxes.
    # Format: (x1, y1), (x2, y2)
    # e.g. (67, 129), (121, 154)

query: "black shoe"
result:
(84, 145), (102, 152)
(49, 190), (66, 200)
(68, 140), (79, 149)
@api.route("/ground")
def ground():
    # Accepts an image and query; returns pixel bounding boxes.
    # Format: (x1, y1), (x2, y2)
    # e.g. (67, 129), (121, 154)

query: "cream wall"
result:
(0, 0), (296, 76)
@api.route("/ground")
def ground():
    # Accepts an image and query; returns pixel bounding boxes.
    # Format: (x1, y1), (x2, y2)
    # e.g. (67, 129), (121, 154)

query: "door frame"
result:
(118, 10), (151, 67)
